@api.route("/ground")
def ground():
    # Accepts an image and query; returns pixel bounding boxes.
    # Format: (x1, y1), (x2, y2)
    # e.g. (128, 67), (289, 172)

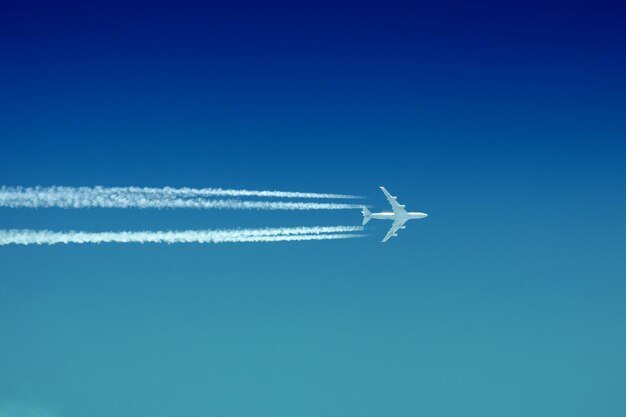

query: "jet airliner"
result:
(362, 187), (428, 242)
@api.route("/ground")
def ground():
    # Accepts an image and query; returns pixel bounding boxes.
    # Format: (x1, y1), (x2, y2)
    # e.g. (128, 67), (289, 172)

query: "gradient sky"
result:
(1, 2), (625, 417)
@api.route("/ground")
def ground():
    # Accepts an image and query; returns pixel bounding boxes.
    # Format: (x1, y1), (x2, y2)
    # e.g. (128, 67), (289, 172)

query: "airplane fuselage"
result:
(370, 211), (428, 221)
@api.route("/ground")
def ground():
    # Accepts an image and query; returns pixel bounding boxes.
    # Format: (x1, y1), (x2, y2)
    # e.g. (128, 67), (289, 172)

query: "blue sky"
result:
(1, 2), (625, 417)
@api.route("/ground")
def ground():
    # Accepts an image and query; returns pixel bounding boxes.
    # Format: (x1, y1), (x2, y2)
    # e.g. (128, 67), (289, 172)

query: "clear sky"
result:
(1, 2), (625, 417)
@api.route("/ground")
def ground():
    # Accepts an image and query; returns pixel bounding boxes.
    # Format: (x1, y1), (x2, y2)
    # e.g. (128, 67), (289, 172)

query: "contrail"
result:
(0, 226), (366, 245)
(110, 186), (359, 199)
(0, 186), (364, 210)
(1, 185), (360, 200)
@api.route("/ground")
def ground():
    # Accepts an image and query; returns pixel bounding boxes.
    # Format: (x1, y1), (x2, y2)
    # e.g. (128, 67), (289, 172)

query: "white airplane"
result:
(362, 186), (428, 242)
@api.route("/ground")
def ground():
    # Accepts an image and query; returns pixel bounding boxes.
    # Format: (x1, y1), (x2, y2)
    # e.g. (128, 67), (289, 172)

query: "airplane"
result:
(362, 186), (428, 242)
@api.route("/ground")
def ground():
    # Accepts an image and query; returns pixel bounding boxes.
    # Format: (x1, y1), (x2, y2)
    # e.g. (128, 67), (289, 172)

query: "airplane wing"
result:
(380, 186), (407, 215)
(382, 219), (407, 242)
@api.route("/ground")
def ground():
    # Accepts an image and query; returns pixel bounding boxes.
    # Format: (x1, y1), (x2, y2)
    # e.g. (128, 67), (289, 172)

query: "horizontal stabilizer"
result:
(362, 206), (372, 225)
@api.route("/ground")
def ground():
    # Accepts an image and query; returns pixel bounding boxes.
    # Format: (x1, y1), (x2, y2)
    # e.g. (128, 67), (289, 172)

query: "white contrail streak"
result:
(116, 186), (359, 199)
(0, 186), (364, 210)
(1, 185), (360, 200)
(0, 226), (366, 246)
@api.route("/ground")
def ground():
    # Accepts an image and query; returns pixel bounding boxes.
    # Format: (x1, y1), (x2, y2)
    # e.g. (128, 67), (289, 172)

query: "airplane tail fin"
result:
(362, 206), (372, 225)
